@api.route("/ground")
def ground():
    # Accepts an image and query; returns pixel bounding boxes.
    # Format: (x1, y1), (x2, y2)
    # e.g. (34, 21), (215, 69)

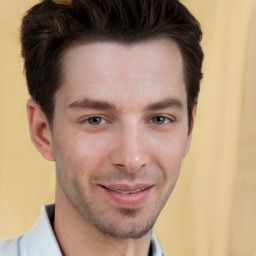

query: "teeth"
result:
(107, 187), (145, 194)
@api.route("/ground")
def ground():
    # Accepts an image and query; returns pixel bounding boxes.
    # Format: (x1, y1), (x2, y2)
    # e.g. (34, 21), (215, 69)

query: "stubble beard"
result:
(60, 176), (160, 239)
(54, 144), (173, 240)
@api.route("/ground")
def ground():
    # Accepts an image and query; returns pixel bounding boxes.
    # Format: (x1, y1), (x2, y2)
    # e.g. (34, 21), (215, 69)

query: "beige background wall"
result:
(0, 0), (256, 255)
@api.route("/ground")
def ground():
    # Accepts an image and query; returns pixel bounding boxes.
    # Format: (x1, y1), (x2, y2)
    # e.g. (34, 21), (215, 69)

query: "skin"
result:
(27, 38), (196, 256)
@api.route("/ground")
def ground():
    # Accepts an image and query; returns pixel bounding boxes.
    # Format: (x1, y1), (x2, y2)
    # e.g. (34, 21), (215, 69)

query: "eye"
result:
(151, 116), (172, 125)
(87, 116), (106, 125)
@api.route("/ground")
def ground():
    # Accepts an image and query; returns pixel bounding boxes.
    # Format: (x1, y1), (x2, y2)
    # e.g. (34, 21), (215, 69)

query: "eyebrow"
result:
(68, 97), (116, 111)
(67, 97), (184, 111)
(146, 97), (184, 111)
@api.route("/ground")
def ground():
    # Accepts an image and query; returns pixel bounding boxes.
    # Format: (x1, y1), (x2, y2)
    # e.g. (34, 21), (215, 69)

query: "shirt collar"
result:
(20, 205), (62, 256)
(20, 204), (164, 256)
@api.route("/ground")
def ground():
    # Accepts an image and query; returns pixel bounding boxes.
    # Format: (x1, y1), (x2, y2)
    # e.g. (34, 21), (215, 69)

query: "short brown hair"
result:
(21, 0), (203, 126)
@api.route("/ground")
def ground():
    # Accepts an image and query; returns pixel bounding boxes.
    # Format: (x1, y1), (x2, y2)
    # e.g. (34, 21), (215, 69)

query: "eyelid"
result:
(78, 115), (108, 125)
(148, 114), (176, 125)
(77, 114), (176, 126)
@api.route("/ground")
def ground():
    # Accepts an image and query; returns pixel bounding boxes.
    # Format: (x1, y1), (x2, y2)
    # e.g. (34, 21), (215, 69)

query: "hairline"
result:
(48, 34), (192, 127)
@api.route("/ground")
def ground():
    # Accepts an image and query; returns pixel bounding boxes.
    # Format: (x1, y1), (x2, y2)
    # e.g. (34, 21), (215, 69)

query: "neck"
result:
(53, 183), (152, 256)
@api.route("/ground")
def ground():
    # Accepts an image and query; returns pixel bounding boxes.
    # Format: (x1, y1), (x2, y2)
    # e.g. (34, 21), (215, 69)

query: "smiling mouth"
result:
(101, 186), (149, 194)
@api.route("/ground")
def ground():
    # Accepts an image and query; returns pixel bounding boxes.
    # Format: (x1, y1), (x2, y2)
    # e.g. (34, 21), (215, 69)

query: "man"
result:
(0, 0), (203, 255)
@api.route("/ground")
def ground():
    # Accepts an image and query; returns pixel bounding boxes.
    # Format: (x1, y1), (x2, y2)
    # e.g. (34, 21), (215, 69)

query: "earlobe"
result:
(185, 105), (197, 156)
(27, 100), (56, 161)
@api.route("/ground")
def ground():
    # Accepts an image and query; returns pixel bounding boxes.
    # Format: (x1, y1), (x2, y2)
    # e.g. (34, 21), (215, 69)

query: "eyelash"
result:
(79, 116), (107, 126)
(149, 115), (174, 125)
(79, 115), (175, 126)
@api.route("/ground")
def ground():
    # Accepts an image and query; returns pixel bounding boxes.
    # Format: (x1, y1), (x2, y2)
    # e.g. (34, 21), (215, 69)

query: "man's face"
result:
(51, 38), (194, 239)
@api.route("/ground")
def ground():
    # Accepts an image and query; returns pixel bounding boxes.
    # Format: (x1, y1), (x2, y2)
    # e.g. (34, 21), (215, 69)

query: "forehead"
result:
(58, 38), (186, 108)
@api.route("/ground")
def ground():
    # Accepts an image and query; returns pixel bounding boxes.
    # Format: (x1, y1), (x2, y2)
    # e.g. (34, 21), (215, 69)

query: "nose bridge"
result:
(110, 119), (148, 172)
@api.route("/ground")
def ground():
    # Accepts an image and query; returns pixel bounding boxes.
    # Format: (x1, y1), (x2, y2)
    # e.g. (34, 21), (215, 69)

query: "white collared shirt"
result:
(0, 205), (165, 256)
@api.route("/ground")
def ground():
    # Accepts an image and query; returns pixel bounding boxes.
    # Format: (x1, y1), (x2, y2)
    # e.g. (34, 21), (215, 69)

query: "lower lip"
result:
(99, 186), (153, 207)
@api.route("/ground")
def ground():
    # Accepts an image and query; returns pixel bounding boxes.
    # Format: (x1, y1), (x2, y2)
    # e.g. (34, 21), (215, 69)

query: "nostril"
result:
(116, 164), (126, 169)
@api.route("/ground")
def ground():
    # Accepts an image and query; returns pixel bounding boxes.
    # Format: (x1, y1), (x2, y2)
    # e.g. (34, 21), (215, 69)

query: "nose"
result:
(109, 122), (149, 173)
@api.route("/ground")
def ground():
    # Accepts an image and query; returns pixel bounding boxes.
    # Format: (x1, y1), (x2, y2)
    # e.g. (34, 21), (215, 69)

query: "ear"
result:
(27, 100), (55, 161)
(185, 105), (197, 156)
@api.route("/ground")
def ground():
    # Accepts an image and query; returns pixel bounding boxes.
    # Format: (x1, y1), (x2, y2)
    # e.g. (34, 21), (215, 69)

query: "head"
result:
(21, 0), (203, 127)
(22, 0), (203, 240)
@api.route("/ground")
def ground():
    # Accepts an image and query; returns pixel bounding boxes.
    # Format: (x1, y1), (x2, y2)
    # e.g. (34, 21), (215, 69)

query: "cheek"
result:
(157, 147), (185, 197)
(54, 130), (111, 176)
(152, 132), (188, 179)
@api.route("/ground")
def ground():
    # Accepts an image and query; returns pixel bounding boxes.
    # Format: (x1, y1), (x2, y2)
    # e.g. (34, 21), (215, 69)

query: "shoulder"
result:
(0, 205), (62, 256)
(0, 237), (21, 256)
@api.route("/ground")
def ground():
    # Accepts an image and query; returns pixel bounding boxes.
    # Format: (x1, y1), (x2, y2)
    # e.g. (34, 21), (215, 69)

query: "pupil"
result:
(90, 117), (101, 125)
(155, 116), (164, 124)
